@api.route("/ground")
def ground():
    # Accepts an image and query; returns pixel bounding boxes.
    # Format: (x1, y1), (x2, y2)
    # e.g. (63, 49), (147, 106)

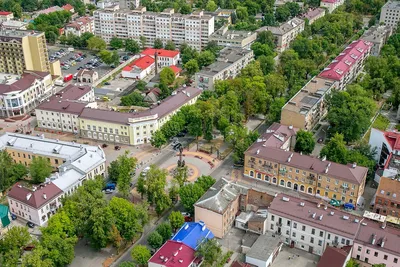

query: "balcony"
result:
(279, 168), (287, 175)
(341, 184), (349, 189)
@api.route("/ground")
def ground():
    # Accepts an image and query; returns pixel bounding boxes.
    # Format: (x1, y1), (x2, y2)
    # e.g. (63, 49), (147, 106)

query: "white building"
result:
(0, 71), (55, 118)
(267, 194), (362, 256)
(140, 48), (180, 69)
(380, 0), (400, 27)
(245, 233), (283, 267)
(195, 47), (254, 90)
(94, 7), (215, 51)
(121, 55), (155, 79)
(320, 0), (345, 13)
(36, 84), (96, 133)
(3, 133), (106, 226)
(0, 11), (13, 21)
(0, 20), (28, 30)
(118, 0), (139, 10)
(209, 26), (257, 49)
(65, 16), (95, 37)
(256, 18), (305, 53)
(361, 25), (393, 56)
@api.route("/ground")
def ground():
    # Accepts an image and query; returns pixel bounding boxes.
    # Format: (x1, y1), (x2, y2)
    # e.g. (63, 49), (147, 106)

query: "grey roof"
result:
(246, 233), (282, 261)
(0, 29), (43, 39)
(241, 232), (259, 248)
(256, 17), (304, 35)
(195, 178), (248, 214)
(361, 25), (393, 43)
(382, 0), (400, 10)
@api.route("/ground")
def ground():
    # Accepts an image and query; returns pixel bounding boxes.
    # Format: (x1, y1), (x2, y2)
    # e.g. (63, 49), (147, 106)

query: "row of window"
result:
(357, 246), (398, 263)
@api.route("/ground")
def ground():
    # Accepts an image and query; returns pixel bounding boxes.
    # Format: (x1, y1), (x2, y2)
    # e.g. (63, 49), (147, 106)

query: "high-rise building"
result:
(380, 0), (400, 27)
(0, 30), (58, 75)
(94, 7), (215, 51)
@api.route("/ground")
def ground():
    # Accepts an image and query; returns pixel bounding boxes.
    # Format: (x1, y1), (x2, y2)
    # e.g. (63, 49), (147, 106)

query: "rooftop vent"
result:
(319, 215), (323, 221)
(256, 149), (260, 155)
(312, 213), (316, 219)
(43, 193), (47, 200)
(179, 259), (183, 263)
(354, 219), (360, 223)
(26, 193), (32, 200)
(184, 224), (189, 230)
(300, 202), (305, 207)
(329, 211), (334, 216)
(282, 196), (290, 202)
(179, 246), (183, 251)
(173, 251), (178, 256)
(343, 215), (349, 220)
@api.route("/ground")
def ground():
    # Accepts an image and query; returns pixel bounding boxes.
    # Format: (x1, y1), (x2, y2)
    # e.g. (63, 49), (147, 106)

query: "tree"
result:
(41, 232), (77, 266)
(46, 31), (58, 44)
(139, 36), (147, 49)
(29, 156), (52, 183)
(205, 0), (218, 11)
(110, 225), (123, 252)
(153, 38), (163, 49)
(257, 31), (276, 48)
(179, 183), (204, 214)
(320, 133), (348, 164)
(121, 92), (148, 107)
(195, 238), (222, 266)
(86, 205), (113, 250)
(98, 50), (119, 66)
(151, 130), (167, 149)
(372, 264), (386, 267)
(294, 130), (315, 155)
(198, 51), (215, 68)
(173, 166), (188, 187)
(108, 160), (120, 182)
(195, 175), (216, 191)
(275, 5), (291, 22)
(125, 39), (140, 54)
(156, 222), (172, 242)
(21, 245), (53, 267)
(265, 73), (287, 98)
(258, 55), (275, 75)
(184, 59), (199, 76)
(0, 226), (32, 267)
(87, 36), (106, 50)
(110, 37), (124, 50)
(131, 245), (151, 267)
(160, 67), (176, 85)
(180, 4), (192, 14)
(165, 40), (176, 51)
(346, 259), (360, 267)
(147, 231), (163, 250)
(267, 97), (285, 122)
(251, 42), (274, 58)
(169, 211), (185, 231)
(115, 151), (137, 198)
(119, 262), (135, 267)
(0, 151), (27, 192)
(11, 3), (22, 19)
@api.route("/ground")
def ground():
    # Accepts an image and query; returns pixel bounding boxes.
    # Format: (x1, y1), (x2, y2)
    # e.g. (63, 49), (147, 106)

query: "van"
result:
(73, 73), (78, 80)
(104, 183), (116, 190)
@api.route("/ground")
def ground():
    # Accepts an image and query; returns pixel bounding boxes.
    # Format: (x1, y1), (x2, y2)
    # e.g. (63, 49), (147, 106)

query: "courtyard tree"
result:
(150, 130), (167, 149)
(169, 211), (185, 231)
(115, 151), (137, 198)
(184, 59), (199, 77)
(160, 67), (176, 85)
(156, 222), (172, 242)
(164, 40), (176, 51)
(131, 245), (151, 267)
(153, 38), (163, 49)
(294, 130), (315, 155)
(0, 226), (32, 266)
(320, 133), (348, 164)
(195, 238), (222, 266)
(110, 37), (124, 50)
(179, 183), (204, 214)
(29, 156), (52, 183)
(87, 36), (106, 50)
(147, 231), (163, 250)
(125, 39), (140, 54)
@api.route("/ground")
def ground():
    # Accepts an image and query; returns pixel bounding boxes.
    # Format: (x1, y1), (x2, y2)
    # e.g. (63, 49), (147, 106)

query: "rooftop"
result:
(361, 25), (393, 43)
(210, 26), (256, 41)
(123, 55), (154, 72)
(66, 16), (93, 29)
(282, 76), (337, 115)
(80, 86), (202, 124)
(170, 65), (181, 74)
(35, 6), (63, 15)
(253, 123), (298, 149)
(246, 233), (282, 261)
(376, 176), (400, 202)
(0, 29), (44, 39)
(148, 240), (197, 267)
(269, 194), (364, 239)
(8, 182), (63, 209)
(256, 17), (304, 35)
(245, 146), (368, 184)
(197, 47), (253, 76)
(0, 11), (12, 15)
(318, 39), (373, 81)
(195, 178), (248, 214)
(0, 71), (50, 95)
(317, 246), (350, 267)
(171, 221), (214, 250)
(300, 8), (325, 20)
(62, 4), (74, 11)
(141, 48), (180, 58)
(0, 20), (28, 29)
(382, 0), (400, 10)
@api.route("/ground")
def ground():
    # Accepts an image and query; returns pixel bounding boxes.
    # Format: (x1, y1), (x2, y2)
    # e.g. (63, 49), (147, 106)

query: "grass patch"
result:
(372, 114), (390, 131)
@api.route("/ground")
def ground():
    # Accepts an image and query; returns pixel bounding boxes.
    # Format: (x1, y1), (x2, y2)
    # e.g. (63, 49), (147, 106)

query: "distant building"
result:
(374, 176), (400, 217)
(76, 69), (98, 83)
(33, 6), (64, 18)
(320, 0), (345, 13)
(379, 0), (400, 27)
(118, 0), (139, 10)
(0, 11), (13, 21)
(245, 233), (283, 267)
(209, 26), (257, 49)
(148, 240), (201, 267)
(317, 246), (352, 267)
(171, 221), (214, 250)
(65, 16), (95, 37)
(361, 25), (393, 56)
(205, 8), (236, 25)
(256, 17), (305, 53)
(195, 47), (254, 90)
(121, 55), (155, 79)
(0, 20), (28, 30)
(318, 39), (373, 90)
(62, 4), (75, 13)
(140, 48), (180, 69)
(300, 8), (326, 25)
(280, 76), (338, 131)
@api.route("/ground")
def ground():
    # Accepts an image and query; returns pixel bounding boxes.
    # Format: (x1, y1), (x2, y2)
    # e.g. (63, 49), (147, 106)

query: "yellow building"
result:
(0, 30), (60, 75)
(244, 145), (368, 205)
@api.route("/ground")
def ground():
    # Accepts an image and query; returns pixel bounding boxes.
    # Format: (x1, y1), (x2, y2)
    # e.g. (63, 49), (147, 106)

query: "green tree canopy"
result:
(29, 156), (52, 184)
(110, 37), (124, 50)
(147, 231), (163, 250)
(195, 238), (222, 266)
(169, 211), (185, 231)
(153, 38), (164, 49)
(160, 67), (176, 85)
(184, 59), (200, 76)
(87, 36), (106, 50)
(294, 130), (316, 155)
(164, 40), (176, 50)
(131, 245), (151, 267)
(156, 222), (173, 242)
(125, 39), (140, 54)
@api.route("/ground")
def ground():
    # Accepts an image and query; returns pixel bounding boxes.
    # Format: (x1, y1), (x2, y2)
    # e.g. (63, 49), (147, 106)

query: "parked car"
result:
(102, 143), (108, 148)
(103, 182), (116, 191)
(317, 137), (324, 144)
(26, 222), (35, 228)
(104, 82), (111, 85)
(11, 214), (17, 220)
(114, 145), (121, 150)
(122, 55), (129, 60)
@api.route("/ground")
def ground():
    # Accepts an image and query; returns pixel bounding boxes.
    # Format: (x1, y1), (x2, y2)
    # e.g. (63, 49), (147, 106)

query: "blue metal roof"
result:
(171, 221), (214, 250)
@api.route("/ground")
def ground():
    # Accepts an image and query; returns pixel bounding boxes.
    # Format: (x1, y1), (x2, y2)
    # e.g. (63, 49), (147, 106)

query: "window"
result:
(366, 249), (370, 254)
(296, 169), (299, 173)
(292, 232), (296, 237)
(257, 173), (261, 179)
(374, 252), (378, 257)
(358, 246), (362, 252)
(310, 237), (314, 243)
(270, 224), (274, 230)
(287, 221), (291, 226)
(327, 234), (331, 240)
(341, 238), (345, 244)
(319, 231), (323, 237)
(293, 222), (297, 228)
(394, 258), (398, 263)
(271, 215), (275, 221)
(301, 235), (305, 240)
(286, 230), (289, 235)
(55, 159), (59, 164)
(311, 229), (315, 235)
(318, 240), (322, 246)
(87, 125), (91, 130)
(93, 126), (96, 131)
(384, 255), (388, 260)
(302, 226), (306, 231)
(98, 127), (102, 132)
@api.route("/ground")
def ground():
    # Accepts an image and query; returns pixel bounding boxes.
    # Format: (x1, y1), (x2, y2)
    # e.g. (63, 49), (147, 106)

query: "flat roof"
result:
(256, 17), (304, 35)
(246, 233), (281, 261)
(282, 76), (336, 114)
(383, 0), (400, 10)
(0, 29), (43, 38)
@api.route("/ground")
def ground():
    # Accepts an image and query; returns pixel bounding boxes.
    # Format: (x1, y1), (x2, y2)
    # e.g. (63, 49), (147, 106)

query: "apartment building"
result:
(0, 20), (28, 30)
(361, 25), (393, 56)
(267, 194), (363, 256)
(119, 0), (139, 10)
(94, 7), (215, 50)
(79, 86), (202, 146)
(256, 18), (305, 53)
(0, 30), (60, 75)
(374, 176), (400, 217)
(300, 8), (326, 25)
(0, 11), (13, 21)
(318, 39), (373, 90)
(320, 0), (345, 13)
(209, 26), (257, 49)
(244, 146), (368, 205)
(195, 47), (254, 90)
(280, 77), (338, 131)
(379, 0), (400, 27)
(65, 16), (95, 37)
(0, 71), (55, 118)
(36, 84), (95, 133)
(2, 133), (106, 225)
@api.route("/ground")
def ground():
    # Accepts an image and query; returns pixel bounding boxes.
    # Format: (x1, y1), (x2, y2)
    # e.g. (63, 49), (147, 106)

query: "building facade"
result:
(94, 7), (215, 50)
(119, 0), (139, 10)
(244, 146), (368, 205)
(374, 176), (400, 217)
(256, 18), (305, 53)
(195, 47), (254, 90)
(318, 39), (373, 90)
(140, 48), (180, 69)
(65, 16), (95, 37)
(0, 71), (55, 118)
(280, 77), (338, 131)
(320, 0), (345, 13)
(300, 8), (326, 25)
(0, 11), (13, 21)
(361, 25), (393, 56)
(379, 0), (400, 27)
(209, 26), (257, 49)
(121, 55), (155, 79)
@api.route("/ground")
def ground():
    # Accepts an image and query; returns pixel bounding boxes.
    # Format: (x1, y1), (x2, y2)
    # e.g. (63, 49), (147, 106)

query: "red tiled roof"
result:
(321, 0), (338, 3)
(317, 246), (349, 267)
(8, 182), (63, 209)
(123, 56), (154, 72)
(302, 8), (325, 19)
(0, 11), (12, 15)
(148, 240), (197, 267)
(231, 261), (252, 267)
(66, 17), (93, 30)
(170, 65), (182, 74)
(62, 4), (74, 11)
(318, 39), (373, 81)
(141, 48), (180, 58)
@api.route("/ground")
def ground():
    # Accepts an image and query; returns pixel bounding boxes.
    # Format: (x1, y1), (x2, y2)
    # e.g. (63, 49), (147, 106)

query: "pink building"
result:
(318, 39), (373, 90)
(352, 221), (400, 267)
(320, 0), (345, 13)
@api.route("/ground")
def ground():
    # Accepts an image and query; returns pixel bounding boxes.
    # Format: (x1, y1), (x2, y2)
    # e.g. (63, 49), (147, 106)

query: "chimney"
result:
(371, 234), (376, 245)
(381, 237), (386, 248)
(43, 193), (47, 199)
(256, 149), (260, 155)
(321, 156), (326, 161)
(352, 162), (357, 168)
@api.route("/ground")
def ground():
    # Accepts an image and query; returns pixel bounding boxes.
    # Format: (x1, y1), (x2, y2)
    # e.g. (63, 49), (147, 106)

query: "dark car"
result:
(115, 145), (121, 150)
(102, 143), (108, 148)
(11, 214), (17, 220)
(24, 244), (36, 251)
(105, 82), (111, 85)
(123, 55), (129, 60)
(317, 137), (324, 144)
(30, 112), (36, 116)
(26, 222), (35, 228)
(176, 132), (185, 137)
